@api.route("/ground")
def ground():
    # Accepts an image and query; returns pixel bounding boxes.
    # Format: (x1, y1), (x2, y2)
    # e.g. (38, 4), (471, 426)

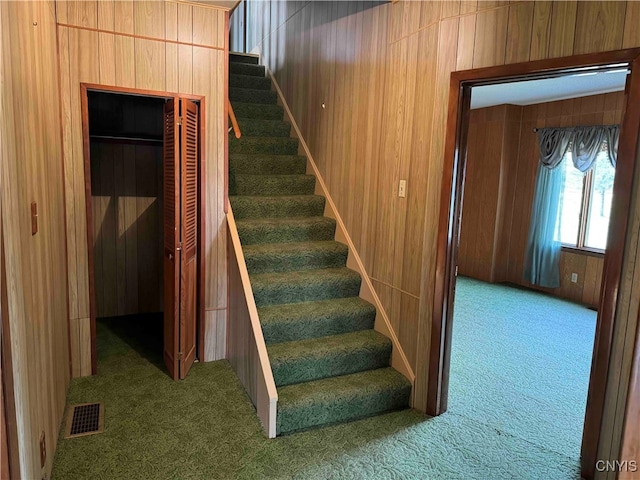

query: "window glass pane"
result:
(585, 152), (615, 250)
(557, 151), (585, 246)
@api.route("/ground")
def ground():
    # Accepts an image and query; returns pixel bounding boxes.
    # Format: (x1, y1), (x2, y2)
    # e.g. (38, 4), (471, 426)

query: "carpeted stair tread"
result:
(276, 367), (411, 435)
(234, 118), (292, 137)
(230, 52), (259, 64)
(250, 267), (361, 307)
(230, 87), (278, 105)
(235, 216), (336, 244)
(230, 195), (325, 219)
(230, 73), (272, 90)
(232, 174), (316, 196)
(230, 154), (307, 175)
(268, 330), (391, 387)
(243, 240), (348, 274)
(229, 136), (299, 155)
(232, 102), (284, 120)
(230, 62), (266, 77)
(259, 297), (376, 344)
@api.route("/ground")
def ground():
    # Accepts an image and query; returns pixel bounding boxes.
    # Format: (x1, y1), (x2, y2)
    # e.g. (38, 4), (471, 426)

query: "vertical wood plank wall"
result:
(57, 0), (228, 375)
(0, 2), (70, 479)
(240, 0), (640, 471)
(460, 92), (624, 307)
(91, 142), (164, 318)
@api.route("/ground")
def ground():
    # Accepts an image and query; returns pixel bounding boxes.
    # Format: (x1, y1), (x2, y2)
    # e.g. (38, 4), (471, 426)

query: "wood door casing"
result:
(179, 99), (199, 379)
(163, 97), (180, 380)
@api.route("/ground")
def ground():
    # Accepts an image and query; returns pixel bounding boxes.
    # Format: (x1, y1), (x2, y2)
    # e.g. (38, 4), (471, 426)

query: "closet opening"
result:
(83, 86), (204, 380)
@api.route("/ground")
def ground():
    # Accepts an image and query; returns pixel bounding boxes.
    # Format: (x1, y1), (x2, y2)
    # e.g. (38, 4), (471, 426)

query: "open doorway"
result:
(451, 72), (627, 467)
(83, 86), (204, 381)
(430, 49), (640, 479)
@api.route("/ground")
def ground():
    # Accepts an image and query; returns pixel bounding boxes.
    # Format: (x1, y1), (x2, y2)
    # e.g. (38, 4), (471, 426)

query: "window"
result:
(556, 144), (616, 251)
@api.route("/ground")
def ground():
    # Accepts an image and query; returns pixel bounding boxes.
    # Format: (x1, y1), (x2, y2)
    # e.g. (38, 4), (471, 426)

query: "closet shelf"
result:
(90, 134), (163, 144)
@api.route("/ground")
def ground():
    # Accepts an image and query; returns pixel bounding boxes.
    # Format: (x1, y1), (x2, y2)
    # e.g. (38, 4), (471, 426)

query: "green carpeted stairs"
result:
(229, 52), (411, 435)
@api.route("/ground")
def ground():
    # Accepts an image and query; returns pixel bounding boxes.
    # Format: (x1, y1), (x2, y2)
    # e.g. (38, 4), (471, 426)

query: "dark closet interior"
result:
(88, 91), (166, 357)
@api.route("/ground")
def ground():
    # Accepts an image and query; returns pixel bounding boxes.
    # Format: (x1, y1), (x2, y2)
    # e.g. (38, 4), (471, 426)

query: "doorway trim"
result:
(80, 83), (207, 375)
(429, 48), (640, 479)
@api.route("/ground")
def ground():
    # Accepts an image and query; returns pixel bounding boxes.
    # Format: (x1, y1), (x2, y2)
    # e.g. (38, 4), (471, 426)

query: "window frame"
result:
(560, 150), (612, 256)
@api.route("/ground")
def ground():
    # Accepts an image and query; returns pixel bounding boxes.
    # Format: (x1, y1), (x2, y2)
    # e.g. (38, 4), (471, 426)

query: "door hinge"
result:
(177, 241), (182, 252)
(177, 116), (183, 126)
(455, 265), (459, 276)
(178, 352), (184, 360)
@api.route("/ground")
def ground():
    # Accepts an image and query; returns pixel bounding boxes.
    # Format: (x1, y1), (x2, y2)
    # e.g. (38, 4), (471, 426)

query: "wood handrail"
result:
(226, 203), (277, 437)
(228, 99), (241, 139)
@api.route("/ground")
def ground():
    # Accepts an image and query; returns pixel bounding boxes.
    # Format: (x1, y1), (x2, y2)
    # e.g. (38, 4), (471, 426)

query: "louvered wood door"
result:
(178, 99), (199, 379)
(163, 98), (180, 380)
(163, 98), (199, 380)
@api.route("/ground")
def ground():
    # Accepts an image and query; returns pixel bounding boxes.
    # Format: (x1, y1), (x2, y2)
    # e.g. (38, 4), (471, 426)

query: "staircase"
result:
(228, 52), (411, 435)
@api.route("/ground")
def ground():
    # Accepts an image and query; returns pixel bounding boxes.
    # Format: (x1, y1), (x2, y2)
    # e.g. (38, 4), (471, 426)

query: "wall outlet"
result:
(398, 180), (407, 198)
(571, 273), (578, 283)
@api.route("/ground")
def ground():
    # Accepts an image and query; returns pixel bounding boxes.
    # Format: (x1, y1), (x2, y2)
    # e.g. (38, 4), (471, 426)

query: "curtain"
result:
(604, 125), (620, 167)
(523, 124), (619, 288)
(523, 128), (572, 288)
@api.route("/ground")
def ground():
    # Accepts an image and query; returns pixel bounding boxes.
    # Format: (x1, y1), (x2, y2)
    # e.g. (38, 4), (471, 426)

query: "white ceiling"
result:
(470, 70), (628, 109)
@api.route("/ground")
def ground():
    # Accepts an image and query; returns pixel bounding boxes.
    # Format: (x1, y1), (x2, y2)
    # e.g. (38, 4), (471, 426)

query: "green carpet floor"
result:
(449, 277), (596, 462)
(227, 52), (410, 435)
(51, 277), (590, 479)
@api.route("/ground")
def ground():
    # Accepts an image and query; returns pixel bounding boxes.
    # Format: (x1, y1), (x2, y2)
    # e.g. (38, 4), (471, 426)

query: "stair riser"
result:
(230, 53), (259, 65)
(232, 175), (316, 196)
(230, 63), (265, 77)
(244, 248), (347, 274)
(277, 383), (411, 435)
(261, 311), (375, 344)
(234, 119), (291, 137)
(270, 345), (391, 387)
(230, 156), (307, 175)
(230, 196), (325, 219)
(230, 74), (272, 90)
(236, 220), (336, 245)
(251, 277), (361, 307)
(230, 88), (278, 105)
(232, 103), (284, 120)
(230, 138), (299, 155)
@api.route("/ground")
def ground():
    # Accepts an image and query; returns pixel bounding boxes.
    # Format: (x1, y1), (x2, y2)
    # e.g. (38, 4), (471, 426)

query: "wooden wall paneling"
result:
(505, 1), (534, 64)
(114, 1), (134, 34)
(547, 1), (577, 59)
(1, 1), (70, 477)
(456, 14), (475, 71)
(97, 0), (114, 31)
(619, 307), (640, 480)
(178, 3), (193, 43)
(440, 0), (460, 20)
(70, 27), (99, 324)
(193, 6), (217, 47)
(472, 7), (508, 69)
(99, 143), (117, 317)
(134, 38), (166, 92)
(623, 1), (640, 49)
(401, 25), (439, 297)
(66, 0), (97, 29)
(460, 0), (478, 16)
(134, 1), (166, 40)
(166, 1), (178, 42)
(114, 35), (136, 88)
(113, 147), (127, 315)
(529, 1), (551, 61)
(99, 33), (116, 85)
(573, 1), (627, 56)
(123, 145), (139, 315)
(166, 43), (179, 92)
